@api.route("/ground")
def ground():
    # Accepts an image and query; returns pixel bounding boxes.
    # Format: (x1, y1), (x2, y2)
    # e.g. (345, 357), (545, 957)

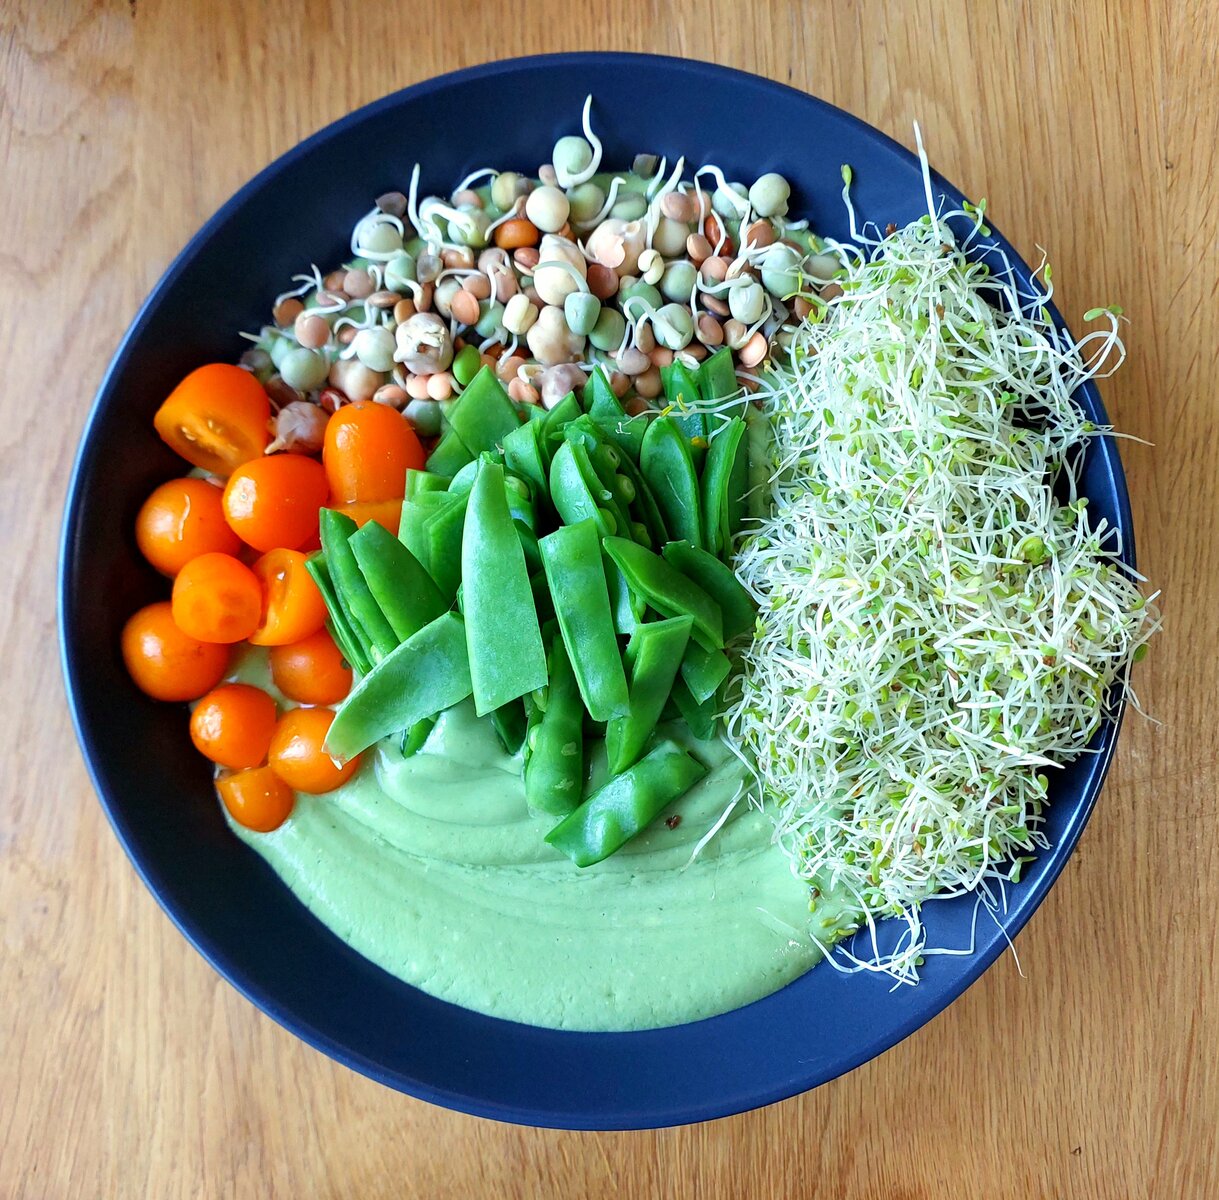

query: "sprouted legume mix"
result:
(119, 100), (1157, 1021)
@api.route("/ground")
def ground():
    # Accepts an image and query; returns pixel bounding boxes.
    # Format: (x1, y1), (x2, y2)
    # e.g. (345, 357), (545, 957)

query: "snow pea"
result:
(697, 346), (745, 413)
(400, 715), (435, 757)
(502, 420), (548, 497)
(602, 536), (724, 651)
(539, 519), (629, 722)
(611, 451), (670, 548)
(544, 738), (708, 867)
(745, 403), (773, 521)
(405, 469), (449, 499)
(491, 698), (528, 756)
(549, 440), (616, 536)
(319, 509), (398, 661)
(461, 458), (548, 715)
(606, 615), (693, 774)
(540, 391), (581, 453)
(425, 425), (475, 477)
(304, 554), (371, 676)
(660, 360), (708, 467)
(700, 417), (748, 559)
(661, 540), (757, 641)
(424, 491), (469, 600)
(583, 367), (645, 460)
(680, 640), (732, 704)
(326, 611), (472, 760)
(562, 418), (635, 536)
(604, 554), (644, 636)
(671, 674), (717, 740)
(446, 365), (520, 455)
(640, 416), (703, 548)
(349, 519), (446, 643)
(524, 635), (584, 816)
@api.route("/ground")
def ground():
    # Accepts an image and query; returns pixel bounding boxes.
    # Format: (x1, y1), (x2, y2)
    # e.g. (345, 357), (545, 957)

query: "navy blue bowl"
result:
(59, 53), (1134, 1130)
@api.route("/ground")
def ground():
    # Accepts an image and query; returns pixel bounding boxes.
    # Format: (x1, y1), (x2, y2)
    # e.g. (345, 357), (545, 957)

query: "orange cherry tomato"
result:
(222, 453), (329, 552)
(171, 552), (262, 643)
(121, 601), (230, 701)
(190, 683), (278, 769)
(269, 629), (353, 706)
(135, 476), (241, 576)
(336, 498), (403, 536)
(268, 707), (362, 794)
(217, 765), (295, 832)
(323, 401), (425, 505)
(153, 364), (270, 476)
(248, 548), (327, 646)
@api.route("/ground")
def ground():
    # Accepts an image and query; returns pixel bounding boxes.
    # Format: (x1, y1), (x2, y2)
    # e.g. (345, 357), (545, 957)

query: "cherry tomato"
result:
(190, 683), (278, 769)
(153, 364), (270, 476)
(171, 552), (262, 643)
(268, 707), (362, 793)
(249, 549), (327, 646)
(336, 498), (403, 536)
(222, 453), (329, 552)
(135, 476), (241, 576)
(323, 401), (425, 504)
(121, 601), (230, 701)
(217, 765), (295, 832)
(269, 629), (353, 705)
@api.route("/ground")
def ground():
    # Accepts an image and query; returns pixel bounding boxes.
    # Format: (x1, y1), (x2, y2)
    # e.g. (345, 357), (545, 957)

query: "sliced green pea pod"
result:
(491, 698), (528, 756)
(612, 452), (670, 547)
(502, 420), (549, 497)
(326, 612), (473, 760)
(697, 346), (744, 413)
(461, 459), (548, 715)
(604, 554), (645, 636)
(405, 469), (449, 499)
(304, 554), (371, 677)
(539, 520), (629, 722)
(680, 641), (732, 704)
(399, 489), (454, 567)
(540, 392), (581, 453)
(524, 635), (585, 816)
(744, 403), (772, 521)
(425, 426), (475, 477)
(661, 540), (757, 641)
(584, 367), (646, 460)
(349, 519), (447, 643)
(549, 441), (616, 536)
(641, 416), (703, 548)
(700, 417), (748, 559)
(603, 536), (724, 651)
(423, 491), (469, 600)
(544, 739), (708, 867)
(660, 360), (708, 467)
(671, 675), (717, 741)
(400, 715), (436, 757)
(446, 366), (520, 455)
(319, 509), (398, 661)
(606, 615), (693, 774)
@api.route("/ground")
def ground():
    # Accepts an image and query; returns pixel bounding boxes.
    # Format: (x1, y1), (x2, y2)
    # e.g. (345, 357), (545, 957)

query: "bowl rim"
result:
(58, 50), (1136, 1130)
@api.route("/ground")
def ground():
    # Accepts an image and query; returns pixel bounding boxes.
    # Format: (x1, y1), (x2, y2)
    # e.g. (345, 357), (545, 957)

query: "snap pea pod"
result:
(304, 554), (371, 676)
(425, 426), (474, 477)
(399, 488), (455, 569)
(446, 457), (481, 494)
(446, 366), (520, 455)
(405, 469), (449, 499)
(491, 698), (528, 756)
(697, 346), (743, 412)
(539, 519), (629, 722)
(325, 612), (473, 760)
(524, 635), (584, 816)
(564, 414), (663, 547)
(540, 392), (581, 454)
(502, 420), (549, 497)
(349, 519), (447, 643)
(671, 675), (717, 740)
(602, 536), (724, 651)
(640, 416), (703, 548)
(611, 450), (670, 548)
(606, 615), (693, 774)
(679, 640), (732, 704)
(661, 540), (757, 641)
(604, 554), (644, 636)
(549, 440), (616, 536)
(400, 715), (436, 757)
(319, 509), (398, 661)
(461, 458), (548, 715)
(423, 491), (469, 600)
(562, 420), (634, 537)
(544, 739), (708, 867)
(700, 417), (749, 559)
(744, 403), (773, 522)
(583, 367), (646, 460)
(660, 360), (708, 468)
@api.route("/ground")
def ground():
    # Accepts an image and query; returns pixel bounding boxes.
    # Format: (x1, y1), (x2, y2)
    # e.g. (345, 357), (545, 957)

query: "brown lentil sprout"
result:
(294, 312), (330, 350)
(393, 298), (416, 324)
(649, 346), (674, 369)
(273, 297), (305, 327)
(586, 264), (619, 300)
(634, 365), (662, 399)
(449, 289), (481, 326)
(744, 220), (776, 249)
(265, 375), (303, 409)
(451, 188), (483, 208)
(702, 293), (731, 317)
(496, 354), (526, 382)
(343, 268), (374, 298)
(464, 274), (492, 301)
(696, 314), (724, 346)
(723, 318), (748, 349)
(617, 347), (650, 376)
(415, 253), (441, 283)
(376, 191), (408, 218)
(821, 282), (845, 302)
(686, 233), (712, 264)
(368, 289), (400, 309)
(337, 326), (357, 345)
(373, 384), (409, 408)
(441, 247), (475, 270)
(514, 246), (541, 272)
(738, 332), (768, 367)
(324, 269), (347, 292)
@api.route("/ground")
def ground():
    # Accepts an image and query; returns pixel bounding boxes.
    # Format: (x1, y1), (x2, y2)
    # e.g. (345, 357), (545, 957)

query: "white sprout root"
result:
(723, 180), (1160, 984)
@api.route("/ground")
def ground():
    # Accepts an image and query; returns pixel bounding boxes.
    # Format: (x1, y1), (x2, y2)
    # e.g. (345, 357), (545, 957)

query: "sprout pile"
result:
(725, 158), (1159, 981)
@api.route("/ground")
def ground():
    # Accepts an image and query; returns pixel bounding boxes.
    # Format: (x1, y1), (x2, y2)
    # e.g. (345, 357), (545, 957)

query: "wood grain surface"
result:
(2, 1), (1214, 1195)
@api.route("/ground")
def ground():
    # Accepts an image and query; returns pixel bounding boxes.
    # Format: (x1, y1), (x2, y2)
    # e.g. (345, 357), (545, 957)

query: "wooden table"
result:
(3, 1), (1214, 1194)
